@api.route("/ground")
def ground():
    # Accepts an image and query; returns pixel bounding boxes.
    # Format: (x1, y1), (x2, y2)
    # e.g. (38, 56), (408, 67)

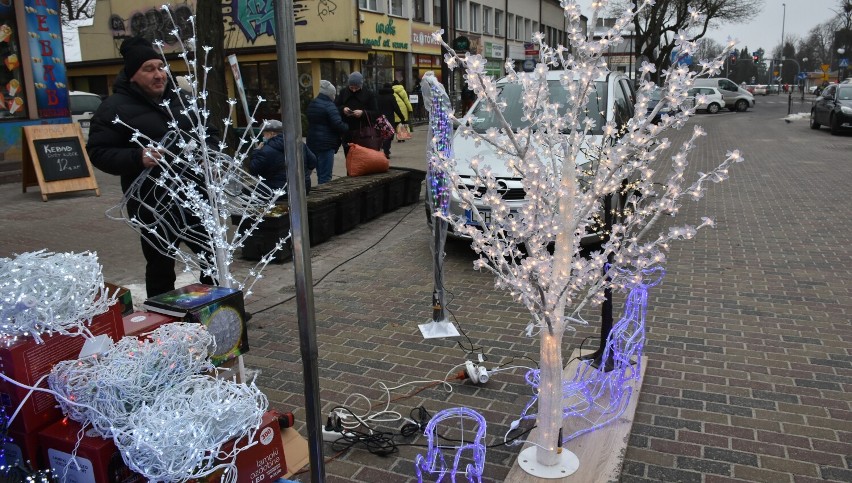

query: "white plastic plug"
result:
(464, 360), (489, 384)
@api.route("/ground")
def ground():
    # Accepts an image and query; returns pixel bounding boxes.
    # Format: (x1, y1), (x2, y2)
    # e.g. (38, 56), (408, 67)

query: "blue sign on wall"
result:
(24, 0), (69, 118)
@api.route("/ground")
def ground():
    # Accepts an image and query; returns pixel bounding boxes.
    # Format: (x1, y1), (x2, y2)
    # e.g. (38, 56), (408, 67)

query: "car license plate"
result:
(465, 209), (517, 226)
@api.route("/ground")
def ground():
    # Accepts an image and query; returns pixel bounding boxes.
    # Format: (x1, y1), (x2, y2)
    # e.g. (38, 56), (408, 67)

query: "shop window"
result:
(0, 12), (27, 120)
(320, 60), (353, 97)
(364, 52), (394, 92)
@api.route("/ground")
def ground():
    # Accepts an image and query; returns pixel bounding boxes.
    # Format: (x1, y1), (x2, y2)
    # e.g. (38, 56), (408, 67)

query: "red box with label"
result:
(0, 302), (125, 433)
(38, 418), (144, 483)
(194, 411), (286, 483)
(122, 311), (177, 337)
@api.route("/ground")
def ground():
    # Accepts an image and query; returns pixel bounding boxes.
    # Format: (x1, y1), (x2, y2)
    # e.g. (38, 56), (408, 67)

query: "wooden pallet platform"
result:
(504, 349), (647, 483)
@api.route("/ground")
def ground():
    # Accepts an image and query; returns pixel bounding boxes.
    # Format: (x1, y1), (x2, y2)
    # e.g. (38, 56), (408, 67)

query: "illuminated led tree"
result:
(105, 10), (287, 297)
(432, 0), (743, 473)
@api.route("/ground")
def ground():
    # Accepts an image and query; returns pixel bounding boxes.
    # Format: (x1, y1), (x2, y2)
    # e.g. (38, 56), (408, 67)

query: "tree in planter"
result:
(431, 1), (743, 471)
(105, 10), (288, 296)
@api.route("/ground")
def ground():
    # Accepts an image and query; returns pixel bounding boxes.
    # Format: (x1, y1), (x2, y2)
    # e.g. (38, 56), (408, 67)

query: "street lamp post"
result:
(780, 3), (786, 92)
(802, 57), (808, 101)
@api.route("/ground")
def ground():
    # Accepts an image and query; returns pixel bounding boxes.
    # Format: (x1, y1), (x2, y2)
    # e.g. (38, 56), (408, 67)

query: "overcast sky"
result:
(577, 0), (844, 57)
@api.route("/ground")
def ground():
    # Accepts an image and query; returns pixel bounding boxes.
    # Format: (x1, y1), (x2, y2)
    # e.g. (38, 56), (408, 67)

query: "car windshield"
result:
(466, 80), (607, 135)
(838, 87), (852, 100)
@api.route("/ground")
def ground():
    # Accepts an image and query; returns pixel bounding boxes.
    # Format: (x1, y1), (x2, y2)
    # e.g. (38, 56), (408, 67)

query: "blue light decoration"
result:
(516, 267), (665, 442)
(418, 72), (460, 339)
(415, 407), (487, 483)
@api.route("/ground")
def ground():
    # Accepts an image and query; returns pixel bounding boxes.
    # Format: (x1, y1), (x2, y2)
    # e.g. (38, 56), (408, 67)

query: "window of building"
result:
(482, 6), (491, 34)
(390, 0), (405, 17)
(515, 16), (523, 41)
(506, 14), (514, 39)
(524, 19), (531, 42)
(454, 0), (467, 30)
(495, 10), (503, 36)
(414, 0), (426, 21)
(470, 3), (480, 33)
(433, 0), (441, 24)
(359, 0), (378, 12)
(532, 21), (538, 37)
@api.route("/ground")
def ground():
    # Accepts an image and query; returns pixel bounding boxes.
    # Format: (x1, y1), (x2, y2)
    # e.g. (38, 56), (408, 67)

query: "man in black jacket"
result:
(87, 37), (213, 297)
(335, 71), (379, 154)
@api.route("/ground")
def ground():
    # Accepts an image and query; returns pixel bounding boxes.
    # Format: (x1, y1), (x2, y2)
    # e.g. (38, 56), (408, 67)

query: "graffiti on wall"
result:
(222, 0), (339, 45)
(108, 4), (193, 44)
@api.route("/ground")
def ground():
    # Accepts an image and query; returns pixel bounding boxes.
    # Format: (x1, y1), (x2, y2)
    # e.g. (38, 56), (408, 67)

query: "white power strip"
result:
(322, 428), (355, 443)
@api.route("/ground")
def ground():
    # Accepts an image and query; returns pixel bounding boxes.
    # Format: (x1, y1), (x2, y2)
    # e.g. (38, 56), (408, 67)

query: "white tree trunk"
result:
(536, 319), (565, 466)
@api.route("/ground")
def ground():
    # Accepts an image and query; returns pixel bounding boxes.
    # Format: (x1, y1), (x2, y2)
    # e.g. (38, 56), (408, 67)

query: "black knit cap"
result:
(120, 36), (161, 78)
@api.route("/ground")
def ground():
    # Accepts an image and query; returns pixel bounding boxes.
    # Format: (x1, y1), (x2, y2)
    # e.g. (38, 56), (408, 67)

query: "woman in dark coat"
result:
(334, 71), (379, 155)
(376, 83), (405, 159)
(306, 80), (348, 184)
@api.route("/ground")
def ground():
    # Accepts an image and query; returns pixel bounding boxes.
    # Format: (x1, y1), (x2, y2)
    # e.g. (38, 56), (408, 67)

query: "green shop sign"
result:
(362, 18), (409, 50)
(453, 36), (470, 51)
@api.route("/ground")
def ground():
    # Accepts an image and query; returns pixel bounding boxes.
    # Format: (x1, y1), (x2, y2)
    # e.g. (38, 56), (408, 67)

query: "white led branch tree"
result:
(432, 0), (743, 473)
(105, 10), (287, 297)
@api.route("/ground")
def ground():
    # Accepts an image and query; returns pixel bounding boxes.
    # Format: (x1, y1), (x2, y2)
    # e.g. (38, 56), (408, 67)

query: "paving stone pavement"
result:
(0, 99), (850, 482)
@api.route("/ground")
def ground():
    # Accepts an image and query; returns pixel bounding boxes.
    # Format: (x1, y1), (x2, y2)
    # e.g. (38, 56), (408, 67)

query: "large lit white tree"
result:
(433, 0), (743, 470)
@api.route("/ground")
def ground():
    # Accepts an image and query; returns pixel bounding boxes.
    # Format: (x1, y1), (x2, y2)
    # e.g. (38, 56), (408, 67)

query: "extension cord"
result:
(322, 428), (355, 443)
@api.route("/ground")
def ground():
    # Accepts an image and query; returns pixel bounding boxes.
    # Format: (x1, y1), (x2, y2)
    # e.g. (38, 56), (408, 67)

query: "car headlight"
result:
(841, 106), (852, 115)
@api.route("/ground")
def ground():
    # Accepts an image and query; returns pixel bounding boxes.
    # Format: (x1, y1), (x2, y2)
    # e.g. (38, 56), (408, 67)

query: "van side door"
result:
(716, 79), (740, 107)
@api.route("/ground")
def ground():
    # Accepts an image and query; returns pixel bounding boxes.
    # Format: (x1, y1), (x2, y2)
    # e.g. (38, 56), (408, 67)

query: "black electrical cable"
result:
(253, 203), (420, 315)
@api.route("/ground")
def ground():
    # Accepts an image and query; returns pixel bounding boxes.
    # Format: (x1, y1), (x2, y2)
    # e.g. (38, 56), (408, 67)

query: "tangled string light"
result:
(103, 8), (288, 298)
(515, 267), (664, 442)
(115, 375), (267, 482)
(47, 323), (267, 482)
(48, 323), (216, 438)
(0, 250), (116, 344)
(414, 407), (487, 483)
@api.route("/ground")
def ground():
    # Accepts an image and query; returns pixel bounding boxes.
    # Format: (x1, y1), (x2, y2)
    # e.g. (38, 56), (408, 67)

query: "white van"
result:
(693, 78), (755, 112)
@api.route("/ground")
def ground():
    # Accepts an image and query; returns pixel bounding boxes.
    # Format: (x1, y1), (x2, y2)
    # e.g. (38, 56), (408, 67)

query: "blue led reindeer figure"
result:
(517, 267), (664, 443)
(415, 407), (487, 483)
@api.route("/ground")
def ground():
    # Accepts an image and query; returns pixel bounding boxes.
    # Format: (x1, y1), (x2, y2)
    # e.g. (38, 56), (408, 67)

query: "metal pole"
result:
(780, 3), (786, 88)
(273, 2), (325, 482)
(440, 0), (450, 88)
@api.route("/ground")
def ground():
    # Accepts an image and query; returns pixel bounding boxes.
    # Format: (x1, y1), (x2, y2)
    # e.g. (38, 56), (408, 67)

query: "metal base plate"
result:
(517, 446), (580, 478)
(419, 320), (460, 339)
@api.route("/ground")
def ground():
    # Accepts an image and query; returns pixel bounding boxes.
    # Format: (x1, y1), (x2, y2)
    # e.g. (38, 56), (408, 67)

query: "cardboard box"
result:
(121, 311), (177, 337)
(0, 303), (125, 433)
(142, 284), (248, 366)
(281, 427), (309, 478)
(194, 411), (286, 483)
(38, 418), (144, 483)
(104, 283), (134, 317)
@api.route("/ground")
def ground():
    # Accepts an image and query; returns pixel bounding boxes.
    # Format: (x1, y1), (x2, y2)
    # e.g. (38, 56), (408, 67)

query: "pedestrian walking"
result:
(335, 72), (379, 155)
(306, 80), (348, 184)
(376, 83), (406, 158)
(86, 36), (215, 297)
(249, 120), (318, 194)
(392, 80), (414, 142)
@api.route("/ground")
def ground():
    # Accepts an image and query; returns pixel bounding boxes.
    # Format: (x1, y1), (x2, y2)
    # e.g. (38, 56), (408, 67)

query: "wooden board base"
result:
(504, 349), (647, 483)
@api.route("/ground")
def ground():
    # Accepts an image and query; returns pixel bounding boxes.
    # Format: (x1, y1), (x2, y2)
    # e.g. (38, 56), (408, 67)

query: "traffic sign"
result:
(797, 72), (807, 79)
(821, 64), (830, 72)
(840, 58), (849, 68)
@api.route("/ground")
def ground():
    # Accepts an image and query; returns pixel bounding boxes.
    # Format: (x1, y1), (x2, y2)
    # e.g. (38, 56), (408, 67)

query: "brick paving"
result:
(0, 98), (850, 482)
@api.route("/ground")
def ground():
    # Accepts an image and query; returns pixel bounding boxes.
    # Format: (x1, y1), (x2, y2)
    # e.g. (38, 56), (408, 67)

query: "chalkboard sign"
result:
(22, 124), (100, 201)
(32, 137), (90, 182)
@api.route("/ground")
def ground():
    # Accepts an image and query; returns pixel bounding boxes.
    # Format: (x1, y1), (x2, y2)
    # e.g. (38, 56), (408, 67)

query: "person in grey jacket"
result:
(306, 80), (348, 184)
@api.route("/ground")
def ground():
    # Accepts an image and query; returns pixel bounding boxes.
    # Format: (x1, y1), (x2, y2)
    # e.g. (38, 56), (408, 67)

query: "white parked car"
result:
(69, 90), (102, 141)
(443, 70), (637, 247)
(688, 86), (725, 114)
